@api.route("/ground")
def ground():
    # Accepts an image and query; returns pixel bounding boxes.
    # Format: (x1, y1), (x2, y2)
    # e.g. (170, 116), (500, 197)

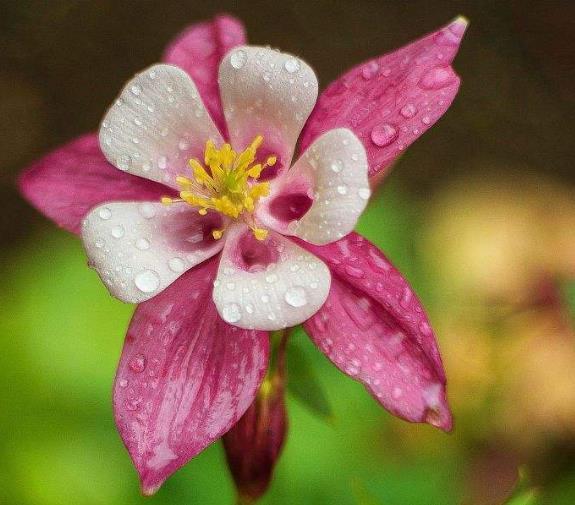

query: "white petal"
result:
(99, 64), (223, 189)
(81, 202), (224, 303)
(212, 225), (330, 331)
(258, 128), (370, 245)
(219, 46), (318, 169)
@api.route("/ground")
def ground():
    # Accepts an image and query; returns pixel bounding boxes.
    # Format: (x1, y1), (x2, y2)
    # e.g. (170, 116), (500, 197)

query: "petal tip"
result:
(446, 15), (469, 43)
(141, 479), (163, 497)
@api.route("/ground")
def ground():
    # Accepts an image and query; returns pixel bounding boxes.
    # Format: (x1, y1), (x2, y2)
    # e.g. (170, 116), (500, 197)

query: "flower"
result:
(19, 14), (467, 494)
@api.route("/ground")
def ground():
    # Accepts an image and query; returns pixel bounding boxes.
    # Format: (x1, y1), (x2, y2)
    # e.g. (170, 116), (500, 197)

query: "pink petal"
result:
(299, 232), (452, 431)
(299, 17), (467, 180)
(114, 257), (269, 494)
(163, 14), (246, 134)
(18, 133), (168, 234)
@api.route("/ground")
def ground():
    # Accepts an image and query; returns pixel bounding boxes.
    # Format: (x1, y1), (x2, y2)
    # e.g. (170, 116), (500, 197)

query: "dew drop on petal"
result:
(129, 354), (146, 373)
(330, 159), (343, 173)
(116, 155), (132, 171)
(111, 225), (125, 238)
(230, 49), (247, 69)
(157, 156), (168, 169)
(418, 66), (456, 90)
(139, 203), (156, 219)
(98, 207), (112, 220)
(400, 103), (417, 118)
(135, 269), (160, 293)
(168, 257), (185, 273)
(361, 61), (379, 79)
(222, 303), (242, 323)
(337, 185), (348, 195)
(284, 57), (300, 73)
(370, 123), (398, 147)
(136, 238), (150, 250)
(284, 286), (307, 307)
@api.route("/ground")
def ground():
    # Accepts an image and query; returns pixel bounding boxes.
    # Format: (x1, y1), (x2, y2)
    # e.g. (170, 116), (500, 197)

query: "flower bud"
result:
(223, 335), (288, 503)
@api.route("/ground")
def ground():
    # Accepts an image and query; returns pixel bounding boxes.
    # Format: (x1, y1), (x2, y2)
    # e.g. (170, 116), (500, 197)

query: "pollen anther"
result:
(162, 136), (275, 240)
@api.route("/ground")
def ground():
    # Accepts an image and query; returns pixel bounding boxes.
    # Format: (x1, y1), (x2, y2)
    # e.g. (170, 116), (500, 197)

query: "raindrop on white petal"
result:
(284, 286), (308, 307)
(135, 270), (160, 293)
(284, 58), (300, 73)
(222, 303), (242, 323)
(111, 225), (125, 238)
(168, 257), (185, 272)
(98, 207), (112, 220)
(230, 50), (247, 69)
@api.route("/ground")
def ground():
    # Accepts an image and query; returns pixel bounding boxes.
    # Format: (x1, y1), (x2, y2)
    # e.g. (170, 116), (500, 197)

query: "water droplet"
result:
(135, 269), (160, 293)
(178, 139), (190, 151)
(392, 387), (403, 399)
(134, 238), (149, 250)
(98, 207), (112, 220)
(168, 257), (185, 273)
(116, 155), (132, 171)
(118, 379), (128, 388)
(418, 66), (456, 90)
(261, 294), (270, 303)
(157, 156), (168, 170)
(400, 103), (417, 118)
(222, 303), (241, 323)
(266, 274), (278, 283)
(133, 117), (143, 126)
(111, 225), (125, 238)
(230, 49), (247, 69)
(149, 70), (157, 79)
(361, 61), (379, 79)
(337, 185), (348, 195)
(139, 203), (156, 219)
(422, 115), (431, 125)
(330, 159), (343, 173)
(284, 286), (307, 307)
(130, 84), (142, 96)
(284, 57), (300, 73)
(370, 123), (398, 147)
(129, 354), (146, 373)
(358, 188), (371, 200)
(245, 304), (254, 314)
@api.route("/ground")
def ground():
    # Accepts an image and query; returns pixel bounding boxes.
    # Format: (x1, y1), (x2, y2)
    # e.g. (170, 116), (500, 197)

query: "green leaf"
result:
(286, 332), (334, 423)
(503, 468), (539, 505)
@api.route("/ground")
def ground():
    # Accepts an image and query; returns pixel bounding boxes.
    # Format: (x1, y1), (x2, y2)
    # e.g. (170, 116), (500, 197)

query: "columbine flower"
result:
(19, 14), (467, 494)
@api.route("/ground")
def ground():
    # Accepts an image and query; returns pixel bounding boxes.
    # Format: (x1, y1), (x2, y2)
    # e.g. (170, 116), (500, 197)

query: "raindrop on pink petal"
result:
(370, 123), (398, 147)
(129, 354), (146, 373)
(418, 66), (456, 90)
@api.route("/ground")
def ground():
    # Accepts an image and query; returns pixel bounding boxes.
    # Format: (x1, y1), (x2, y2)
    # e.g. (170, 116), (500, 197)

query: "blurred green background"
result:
(2, 1), (575, 504)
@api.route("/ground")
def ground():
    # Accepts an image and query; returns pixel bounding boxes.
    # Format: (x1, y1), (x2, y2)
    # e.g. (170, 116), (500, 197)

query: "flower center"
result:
(162, 136), (276, 241)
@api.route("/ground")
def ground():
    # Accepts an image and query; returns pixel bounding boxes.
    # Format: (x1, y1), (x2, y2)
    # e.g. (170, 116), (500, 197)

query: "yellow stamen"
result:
(252, 227), (268, 241)
(166, 136), (276, 238)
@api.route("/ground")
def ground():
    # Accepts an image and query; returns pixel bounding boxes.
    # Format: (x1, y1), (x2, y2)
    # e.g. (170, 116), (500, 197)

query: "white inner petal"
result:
(212, 225), (331, 330)
(81, 202), (224, 303)
(258, 128), (370, 245)
(219, 46), (318, 172)
(99, 64), (223, 189)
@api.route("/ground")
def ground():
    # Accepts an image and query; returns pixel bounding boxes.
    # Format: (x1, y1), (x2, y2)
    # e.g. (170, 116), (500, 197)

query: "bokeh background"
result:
(2, 1), (575, 504)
